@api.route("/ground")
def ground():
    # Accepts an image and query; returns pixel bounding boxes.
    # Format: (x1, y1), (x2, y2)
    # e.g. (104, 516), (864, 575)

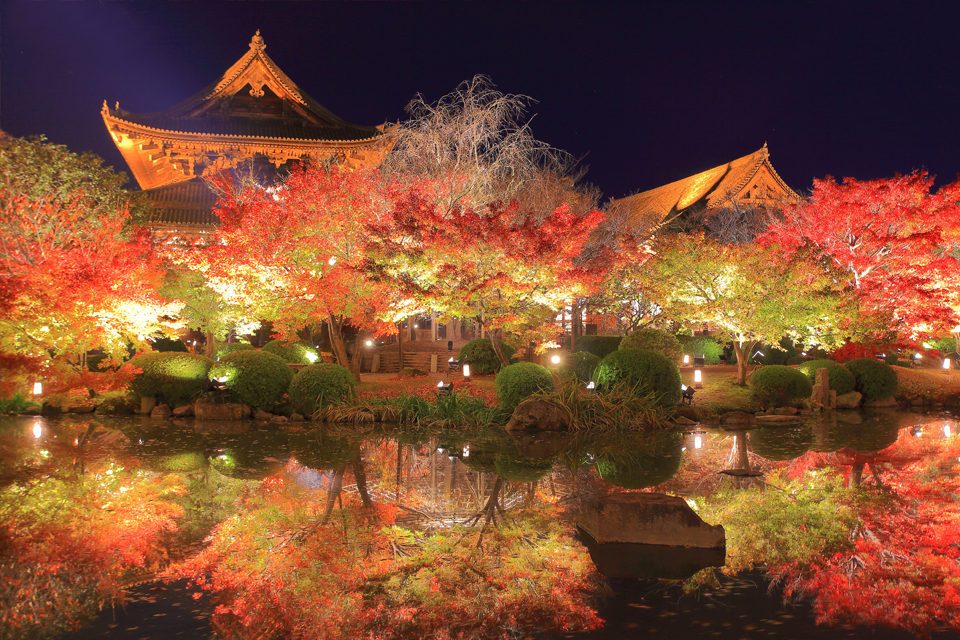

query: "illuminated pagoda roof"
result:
(610, 144), (800, 231)
(102, 30), (391, 232)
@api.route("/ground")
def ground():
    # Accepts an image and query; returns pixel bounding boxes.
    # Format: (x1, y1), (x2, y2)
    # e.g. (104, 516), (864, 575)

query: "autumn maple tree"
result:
(759, 172), (960, 340)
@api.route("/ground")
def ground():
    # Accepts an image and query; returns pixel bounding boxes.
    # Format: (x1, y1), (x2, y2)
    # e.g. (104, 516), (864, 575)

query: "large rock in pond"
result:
(505, 398), (570, 432)
(194, 401), (251, 421)
(835, 391), (862, 409)
(577, 492), (725, 548)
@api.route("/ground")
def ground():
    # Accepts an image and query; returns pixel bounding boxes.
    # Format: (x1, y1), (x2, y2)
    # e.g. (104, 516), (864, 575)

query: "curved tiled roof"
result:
(144, 179), (219, 227)
(610, 144), (799, 231)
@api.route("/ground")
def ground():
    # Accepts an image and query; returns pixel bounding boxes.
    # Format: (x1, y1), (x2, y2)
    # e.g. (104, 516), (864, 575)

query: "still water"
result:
(1, 412), (958, 639)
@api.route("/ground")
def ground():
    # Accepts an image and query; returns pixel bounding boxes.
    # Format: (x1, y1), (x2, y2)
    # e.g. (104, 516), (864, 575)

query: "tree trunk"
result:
(350, 331), (366, 375)
(352, 453), (373, 508)
(203, 331), (216, 358)
(570, 302), (582, 351)
(327, 314), (353, 373)
(488, 328), (510, 367)
(849, 461), (865, 488)
(732, 340), (755, 386)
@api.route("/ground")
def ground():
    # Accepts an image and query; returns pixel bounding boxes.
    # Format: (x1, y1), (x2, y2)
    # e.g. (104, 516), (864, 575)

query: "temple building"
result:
(609, 143), (800, 232)
(102, 30), (391, 235)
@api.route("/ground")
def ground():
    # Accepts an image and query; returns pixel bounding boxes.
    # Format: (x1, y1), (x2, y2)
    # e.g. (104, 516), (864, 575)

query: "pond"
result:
(1, 411), (958, 639)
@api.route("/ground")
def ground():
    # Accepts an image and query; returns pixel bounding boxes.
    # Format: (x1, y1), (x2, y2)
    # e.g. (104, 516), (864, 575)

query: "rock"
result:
(23, 405), (42, 415)
(289, 412), (305, 422)
(150, 404), (171, 419)
(755, 414), (802, 425)
(139, 396), (157, 415)
(67, 401), (97, 414)
(194, 401), (251, 421)
(720, 411), (753, 426)
(505, 398), (571, 432)
(172, 404), (194, 418)
(271, 415), (288, 424)
(577, 492), (725, 548)
(672, 415), (699, 426)
(909, 397), (926, 407)
(253, 408), (274, 421)
(774, 406), (799, 415)
(835, 391), (863, 410)
(864, 396), (897, 408)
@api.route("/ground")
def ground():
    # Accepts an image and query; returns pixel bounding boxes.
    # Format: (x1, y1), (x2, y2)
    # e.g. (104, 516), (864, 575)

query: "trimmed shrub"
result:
(209, 350), (293, 408)
(150, 336), (188, 352)
(594, 431), (683, 489)
(214, 342), (253, 361)
(458, 338), (516, 375)
(594, 349), (682, 408)
(573, 335), (622, 359)
(560, 351), (601, 383)
(495, 362), (555, 411)
(289, 363), (356, 415)
(619, 328), (683, 360)
(762, 338), (798, 365)
(130, 352), (212, 405)
(798, 359), (855, 394)
(749, 365), (812, 407)
(262, 339), (319, 365)
(749, 424), (814, 461)
(679, 335), (724, 364)
(845, 358), (898, 401)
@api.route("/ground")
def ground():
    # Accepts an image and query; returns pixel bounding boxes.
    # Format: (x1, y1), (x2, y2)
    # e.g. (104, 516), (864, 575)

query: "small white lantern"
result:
(364, 339), (374, 347)
(462, 364), (471, 379)
(944, 357), (951, 370)
(694, 434), (704, 450)
(694, 369), (703, 388)
(32, 381), (43, 396)
(682, 354), (690, 365)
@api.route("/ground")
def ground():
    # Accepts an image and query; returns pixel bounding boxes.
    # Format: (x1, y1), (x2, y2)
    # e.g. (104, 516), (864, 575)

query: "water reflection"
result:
(0, 412), (957, 638)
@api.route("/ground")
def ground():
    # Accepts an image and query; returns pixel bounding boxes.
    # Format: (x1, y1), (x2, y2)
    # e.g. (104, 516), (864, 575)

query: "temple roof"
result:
(610, 144), (800, 231)
(104, 30), (381, 142)
(143, 179), (219, 228)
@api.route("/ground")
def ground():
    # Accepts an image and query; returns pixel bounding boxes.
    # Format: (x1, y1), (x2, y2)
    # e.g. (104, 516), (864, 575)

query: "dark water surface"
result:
(1, 412), (958, 639)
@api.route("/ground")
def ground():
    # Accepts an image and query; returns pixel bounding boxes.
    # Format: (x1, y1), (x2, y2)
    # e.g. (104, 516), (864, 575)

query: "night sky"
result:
(2, 1), (958, 200)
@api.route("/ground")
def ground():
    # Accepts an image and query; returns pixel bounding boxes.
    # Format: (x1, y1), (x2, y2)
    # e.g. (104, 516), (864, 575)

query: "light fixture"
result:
(462, 363), (471, 380)
(914, 353), (923, 360)
(944, 423), (953, 438)
(328, 256), (337, 266)
(437, 380), (453, 395)
(462, 445), (470, 458)
(32, 420), (42, 440)
(550, 354), (562, 365)
(682, 354), (690, 365)
(32, 381), (42, 396)
(694, 434), (704, 450)
(305, 351), (318, 363)
(944, 357), (951, 370)
(364, 339), (374, 347)
(586, 380), (596, 390)
(694, 369), (703, 388)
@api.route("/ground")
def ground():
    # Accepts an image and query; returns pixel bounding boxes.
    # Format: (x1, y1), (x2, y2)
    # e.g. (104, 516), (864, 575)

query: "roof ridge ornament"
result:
(249, 29), (266, 52)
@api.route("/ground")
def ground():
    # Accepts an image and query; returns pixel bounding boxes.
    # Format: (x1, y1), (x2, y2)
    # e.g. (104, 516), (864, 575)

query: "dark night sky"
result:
(2, 1), (959, 200)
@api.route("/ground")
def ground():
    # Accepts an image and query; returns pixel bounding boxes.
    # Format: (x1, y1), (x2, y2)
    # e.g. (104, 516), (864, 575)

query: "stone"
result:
(754, 414), (802, 425)
(773, 406), (799, 415)
(289, 412), (305, 422)
(194, 401), (251, 421)
(835, 391), (862, 410)
(150, 404), (171, 419)
(864, 396), (898, 408)
(577, 492), (725, 548)
(505, 398), (571, 432)
(172, 404), (194, 418)
(139, 396), (157, 415)
(67, 401), (97, 414)
(720, 411), (753, 426)
(271, 415), (289, 424)
(253, 408), (274, 421)
(672, 415), (699, 426)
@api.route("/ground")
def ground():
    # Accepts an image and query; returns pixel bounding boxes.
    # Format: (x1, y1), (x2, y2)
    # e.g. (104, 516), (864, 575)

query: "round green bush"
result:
(679, 335), (724, 364)
(209, 350), (293, 408)
(262, 339), (319, 364)
(150, 336), (188, 352)
(594, 431), (683, 489)
(749, 365), (812, 407)
(458, 338), (516, 375)
(495, 362), (555, 411)
(749, 424), (814, 461)
(619, 328), (683, 360)
(594, 349), (682, 408)
(560, 351), (601, 383)
(214, 342), (253, 361)
(573, 335), (622, 359)
(288, 363), (356, 415)
(845, 358), (898, 401)
(797, 359), (855, 394)
(130, 352), (213, 405)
